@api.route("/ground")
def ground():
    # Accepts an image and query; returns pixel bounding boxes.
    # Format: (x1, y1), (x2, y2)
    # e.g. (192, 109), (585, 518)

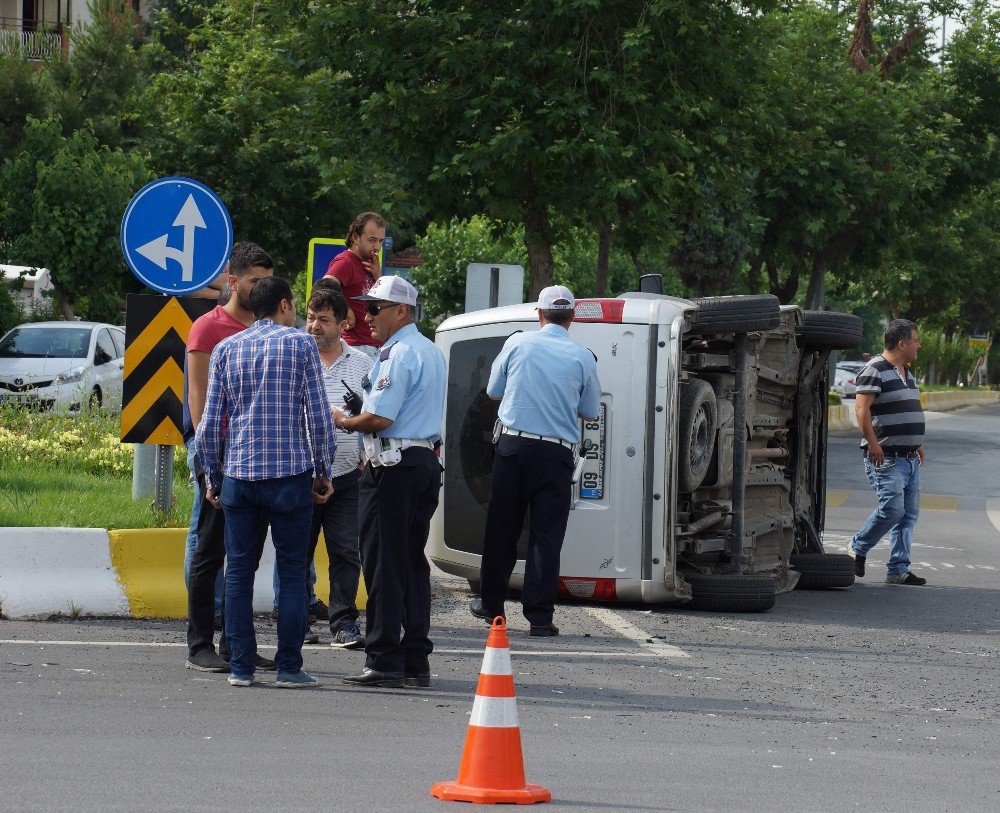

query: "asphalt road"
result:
(2, 405), (998, 812)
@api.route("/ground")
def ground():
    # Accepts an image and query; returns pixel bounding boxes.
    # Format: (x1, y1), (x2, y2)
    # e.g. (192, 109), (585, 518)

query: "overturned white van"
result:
(428, 290), (863, 612)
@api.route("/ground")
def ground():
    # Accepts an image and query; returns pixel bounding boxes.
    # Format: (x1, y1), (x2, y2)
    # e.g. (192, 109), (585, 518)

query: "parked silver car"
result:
(833, 360), (866, 398)
(0, 321), (126, 413)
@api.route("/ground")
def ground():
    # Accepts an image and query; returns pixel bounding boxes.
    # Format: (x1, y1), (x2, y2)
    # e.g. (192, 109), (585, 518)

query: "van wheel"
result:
(89, 388), (102, 410)
(691, 295), (781, 335)
(678, 379), (717, 492)
(797, 311), (863, 350)
(790, 554), (856, 589)
(686, 574), (776, 613)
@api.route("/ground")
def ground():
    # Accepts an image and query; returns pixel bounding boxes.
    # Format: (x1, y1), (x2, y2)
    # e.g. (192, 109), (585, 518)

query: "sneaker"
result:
(255, 654), (277, 671)
(886, 571), (927, 586)
(330, 623), (364, 649)
(303, 628), (321, 645)
(846, 544), (865, 577)
(228, 674), (253, 687)
(186, 650), (230, 672)
(275, 669), (319, 688)
(310, 599), (330, 621)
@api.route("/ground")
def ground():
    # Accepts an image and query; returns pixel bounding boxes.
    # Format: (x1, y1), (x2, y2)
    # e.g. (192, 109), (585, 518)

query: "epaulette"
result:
(379, 342), (396, 362)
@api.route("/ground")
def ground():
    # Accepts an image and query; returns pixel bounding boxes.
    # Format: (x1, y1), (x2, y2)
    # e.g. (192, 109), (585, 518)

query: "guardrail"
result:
(0, 17), (65, 60)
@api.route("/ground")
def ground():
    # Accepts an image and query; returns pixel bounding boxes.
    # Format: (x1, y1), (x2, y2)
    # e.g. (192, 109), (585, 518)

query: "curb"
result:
(827, 390), (997, 433)
(0, 527), (367, 620)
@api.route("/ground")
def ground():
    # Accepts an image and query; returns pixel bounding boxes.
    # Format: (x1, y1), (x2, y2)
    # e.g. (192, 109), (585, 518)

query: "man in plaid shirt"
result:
(197, 276), (335, 688)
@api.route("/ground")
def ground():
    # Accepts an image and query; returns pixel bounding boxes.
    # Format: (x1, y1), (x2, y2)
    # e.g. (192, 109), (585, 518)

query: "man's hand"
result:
(916, 445), (924, 467)
(206, 486), (221, 509)
(312, 476), (334, 504)
(867, 442), (885, 466)
(333, 407), (350, 431)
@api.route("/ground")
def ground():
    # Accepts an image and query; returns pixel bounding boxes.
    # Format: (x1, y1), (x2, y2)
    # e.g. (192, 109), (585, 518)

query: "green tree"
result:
(0, 54), (49, 154)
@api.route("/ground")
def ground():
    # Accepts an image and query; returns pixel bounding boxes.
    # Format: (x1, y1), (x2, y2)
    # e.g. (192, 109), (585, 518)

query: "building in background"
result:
(0, 0), (148, 60)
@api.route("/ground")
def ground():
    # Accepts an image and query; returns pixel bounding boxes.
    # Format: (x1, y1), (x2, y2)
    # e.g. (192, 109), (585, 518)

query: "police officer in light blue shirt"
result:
(333, 275), (446, 687)
(471, 285), (602, 635)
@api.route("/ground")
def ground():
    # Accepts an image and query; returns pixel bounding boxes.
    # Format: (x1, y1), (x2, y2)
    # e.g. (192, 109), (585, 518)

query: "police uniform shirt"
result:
(362, 322), (446, 441)
(488, 323), (601, 446)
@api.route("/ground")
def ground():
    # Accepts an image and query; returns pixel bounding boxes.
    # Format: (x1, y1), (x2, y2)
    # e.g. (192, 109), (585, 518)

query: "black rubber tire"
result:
(678, 379), (717, 492)
(691, 295), (781, 335)
(89, 387), (101, 410)
(790, 554), (856, 589)
(797, 311), (863, 350)
(686, 574), (776, 613)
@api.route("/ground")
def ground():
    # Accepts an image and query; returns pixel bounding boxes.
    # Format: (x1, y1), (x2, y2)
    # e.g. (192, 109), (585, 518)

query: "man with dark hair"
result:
(183, 242), (275, 673)
(302, 286), (373, 648)
(333, 276), (446, 688)
(471, 285), (601, 635)
(198, 276), (335, 687)
(324, 212), (387, 359)
(849, 318), (927, 586)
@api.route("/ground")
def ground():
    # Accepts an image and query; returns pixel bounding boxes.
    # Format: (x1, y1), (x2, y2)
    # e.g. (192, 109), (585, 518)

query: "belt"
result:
(863, 449), (918, 460)
(364, 437), (436, 467)
(501, 426), (577, 453)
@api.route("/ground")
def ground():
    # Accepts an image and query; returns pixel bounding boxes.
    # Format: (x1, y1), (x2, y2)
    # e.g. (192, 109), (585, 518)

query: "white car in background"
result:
(833, 360), (866, 399)
(0, 322), (126, 413)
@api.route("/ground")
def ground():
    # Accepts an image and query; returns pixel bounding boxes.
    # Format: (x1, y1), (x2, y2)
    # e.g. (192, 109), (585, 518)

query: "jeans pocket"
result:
(873, 458), (897, 471)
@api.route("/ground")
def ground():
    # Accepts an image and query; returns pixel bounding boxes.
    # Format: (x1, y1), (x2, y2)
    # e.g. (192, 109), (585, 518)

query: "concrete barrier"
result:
(827, 390), (997, 433)
(0, 527), (367, 620)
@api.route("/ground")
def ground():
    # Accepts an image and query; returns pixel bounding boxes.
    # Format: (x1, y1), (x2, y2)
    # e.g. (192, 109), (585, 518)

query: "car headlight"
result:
(54, 366), (87, 385)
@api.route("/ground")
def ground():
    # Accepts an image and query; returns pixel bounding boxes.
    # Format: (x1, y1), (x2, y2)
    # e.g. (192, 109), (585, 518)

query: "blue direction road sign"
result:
(120, 177), (234, 295)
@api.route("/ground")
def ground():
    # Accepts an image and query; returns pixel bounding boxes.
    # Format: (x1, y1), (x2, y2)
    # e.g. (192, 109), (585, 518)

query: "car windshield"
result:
(0, 327), (92, 359)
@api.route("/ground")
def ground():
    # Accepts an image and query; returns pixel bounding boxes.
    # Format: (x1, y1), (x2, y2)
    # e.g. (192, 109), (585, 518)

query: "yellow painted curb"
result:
(108, 528), (367, 619)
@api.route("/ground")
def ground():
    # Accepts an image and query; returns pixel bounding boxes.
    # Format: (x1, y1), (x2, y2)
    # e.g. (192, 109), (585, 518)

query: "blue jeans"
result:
(851, 455), (920, 577)
(222, 472), (312, 678)
(273, 560), (318, 609)
(184, 439), (223, 613)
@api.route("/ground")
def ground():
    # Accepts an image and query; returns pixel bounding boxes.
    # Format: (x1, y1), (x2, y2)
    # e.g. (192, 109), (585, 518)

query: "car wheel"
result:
(797, 311), (864, 350)
(678, 379), (717, 492)
(789, 554), (856, 589)
(686, 573), (776, 613)
(691, 294), (781, 335)
(89, 387), (102, 410)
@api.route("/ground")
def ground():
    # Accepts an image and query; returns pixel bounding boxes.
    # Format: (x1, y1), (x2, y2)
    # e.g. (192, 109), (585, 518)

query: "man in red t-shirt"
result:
(324, 211), (386, 360)
(183, 242), (275, 673)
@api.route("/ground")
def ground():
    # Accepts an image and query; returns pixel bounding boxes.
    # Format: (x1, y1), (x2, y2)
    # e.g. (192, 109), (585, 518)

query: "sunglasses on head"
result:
(364, 303), (396, 316)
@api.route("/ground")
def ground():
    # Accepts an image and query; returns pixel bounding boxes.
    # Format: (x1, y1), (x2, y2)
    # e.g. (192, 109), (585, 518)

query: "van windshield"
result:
(0, 327), (92, 359)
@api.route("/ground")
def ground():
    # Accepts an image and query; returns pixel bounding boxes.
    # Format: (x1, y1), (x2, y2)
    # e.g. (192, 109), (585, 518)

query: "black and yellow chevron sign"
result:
(121, 294), (215, 445)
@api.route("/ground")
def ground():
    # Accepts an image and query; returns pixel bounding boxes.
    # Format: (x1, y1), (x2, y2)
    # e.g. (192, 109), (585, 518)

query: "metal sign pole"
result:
(153, 444), (174, 513)
(132, 443), (156, 500)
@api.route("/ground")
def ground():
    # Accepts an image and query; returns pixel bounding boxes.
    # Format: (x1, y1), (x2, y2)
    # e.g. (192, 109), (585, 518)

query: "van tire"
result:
(790, 554), (856, 589)
(686, 574), (776, 613)
(692, 295), (781, 335)
(797, 311), (863, 350)
(678, 379), (717, 492)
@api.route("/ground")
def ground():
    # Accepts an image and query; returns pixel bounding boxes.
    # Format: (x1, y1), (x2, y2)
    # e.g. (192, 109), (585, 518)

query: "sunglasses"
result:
(364, 303), (396, 317)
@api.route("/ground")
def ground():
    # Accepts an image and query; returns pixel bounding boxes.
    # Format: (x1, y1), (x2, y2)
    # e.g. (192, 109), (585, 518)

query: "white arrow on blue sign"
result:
(120, 177), (234, 295)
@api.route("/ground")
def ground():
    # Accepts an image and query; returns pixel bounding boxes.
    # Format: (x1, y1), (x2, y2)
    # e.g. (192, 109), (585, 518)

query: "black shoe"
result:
(405, 673), (431, 688)
(310, 600), (329, 621)
(213, 614), (223, 631)
(343, 667), (405, 688)
(469, 598), (503, 624)
(529, 623), (559, 637)
(852, 551), (866, 577)
(303, 628), (320, 645)
(255, 654), (277, 671)
(886, 571), (927, 586)
(186, 650), (230, 672)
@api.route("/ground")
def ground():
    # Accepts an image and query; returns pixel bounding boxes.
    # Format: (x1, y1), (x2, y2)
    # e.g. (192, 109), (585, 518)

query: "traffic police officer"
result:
(470, 285), (601, 635)
(333, 276), (446, 687)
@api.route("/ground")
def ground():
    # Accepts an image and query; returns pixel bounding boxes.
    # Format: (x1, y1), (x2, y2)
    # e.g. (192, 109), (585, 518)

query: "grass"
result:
(0, 404), (194, 529)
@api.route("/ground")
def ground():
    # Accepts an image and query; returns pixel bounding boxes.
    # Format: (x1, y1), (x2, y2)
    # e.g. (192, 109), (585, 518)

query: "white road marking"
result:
(916, 562), (939, 571)
(582, 606), (690, 658)
(987, 498), (1000, 536)
(942, 563), (956, 568)
(965, 565), (977, 569)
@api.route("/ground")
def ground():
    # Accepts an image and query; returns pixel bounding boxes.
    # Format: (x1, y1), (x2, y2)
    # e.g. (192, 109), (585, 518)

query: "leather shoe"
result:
(529, 623), (559, 637)
(343, 667), (405, 688)
(405, 673), (431, 688)
(469, 597), (503, 624)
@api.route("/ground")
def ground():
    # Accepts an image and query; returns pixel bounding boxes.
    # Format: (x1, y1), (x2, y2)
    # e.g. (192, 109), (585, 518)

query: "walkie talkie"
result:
(341, 379), (364, 416)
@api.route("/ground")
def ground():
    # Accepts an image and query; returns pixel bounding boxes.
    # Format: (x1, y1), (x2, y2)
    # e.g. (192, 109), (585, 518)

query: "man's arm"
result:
(196, 351), (229, 506)
(334, 411), (393, 434)
(302, 341), (336, 502)
(187, 350), (210, 430)
(854, 392), (883, 464)
(187, 270), (227, 300)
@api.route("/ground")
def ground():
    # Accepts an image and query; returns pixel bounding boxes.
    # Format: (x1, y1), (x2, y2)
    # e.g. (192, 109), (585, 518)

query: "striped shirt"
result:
(854, 355), (924, 452)
(197, 320), (335, 490)
(318, 339), (373, 477)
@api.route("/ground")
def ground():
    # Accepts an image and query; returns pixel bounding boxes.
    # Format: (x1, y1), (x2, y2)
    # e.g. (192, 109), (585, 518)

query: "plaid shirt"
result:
(197, 320), (335, 491)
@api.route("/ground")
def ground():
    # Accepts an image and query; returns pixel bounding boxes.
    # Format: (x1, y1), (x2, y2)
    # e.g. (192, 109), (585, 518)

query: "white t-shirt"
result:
(319, 340), (374, 477)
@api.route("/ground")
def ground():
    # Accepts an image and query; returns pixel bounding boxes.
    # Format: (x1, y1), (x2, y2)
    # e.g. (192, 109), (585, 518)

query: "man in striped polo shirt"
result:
(304, 286), (374, 648)
(849, 319), (927, 586)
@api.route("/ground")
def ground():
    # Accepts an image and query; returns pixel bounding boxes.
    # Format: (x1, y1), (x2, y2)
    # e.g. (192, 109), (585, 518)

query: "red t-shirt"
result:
(325, 250), (381, 348)
(182, 306), (248, 440)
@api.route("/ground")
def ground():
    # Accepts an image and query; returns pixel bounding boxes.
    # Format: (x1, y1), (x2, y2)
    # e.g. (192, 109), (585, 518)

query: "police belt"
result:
(363, 436), (436, 466)
(501, 426), (577, 454)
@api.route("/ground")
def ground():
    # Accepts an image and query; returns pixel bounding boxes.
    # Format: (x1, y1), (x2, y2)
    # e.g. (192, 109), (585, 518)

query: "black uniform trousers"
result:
(187, 473), (268, 658)
(479, 435), (573, 626)
(358, 447), (441, 675)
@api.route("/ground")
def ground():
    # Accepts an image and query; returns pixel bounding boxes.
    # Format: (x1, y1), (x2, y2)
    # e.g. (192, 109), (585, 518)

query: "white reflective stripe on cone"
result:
(469, 695), (519, 728)
(480, 645), (513, 676)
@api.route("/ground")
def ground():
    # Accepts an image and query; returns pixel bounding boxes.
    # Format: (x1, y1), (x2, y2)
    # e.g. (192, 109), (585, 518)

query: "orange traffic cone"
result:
(431, 616), (551, 805)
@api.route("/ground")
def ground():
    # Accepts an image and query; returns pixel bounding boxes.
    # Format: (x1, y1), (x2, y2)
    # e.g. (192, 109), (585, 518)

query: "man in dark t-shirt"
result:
(848, 318), (927, 586)
(324, 212), (386, 359)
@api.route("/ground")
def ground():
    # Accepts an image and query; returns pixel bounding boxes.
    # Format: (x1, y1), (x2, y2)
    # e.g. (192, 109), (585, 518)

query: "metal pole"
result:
(153, 444), (173, 513)
(132, 443), (156, 500)
(730, 334), (748, 574)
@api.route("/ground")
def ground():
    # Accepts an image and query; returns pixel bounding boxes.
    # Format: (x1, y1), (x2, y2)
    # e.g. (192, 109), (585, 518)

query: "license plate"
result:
(579, 402), (606, 500)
